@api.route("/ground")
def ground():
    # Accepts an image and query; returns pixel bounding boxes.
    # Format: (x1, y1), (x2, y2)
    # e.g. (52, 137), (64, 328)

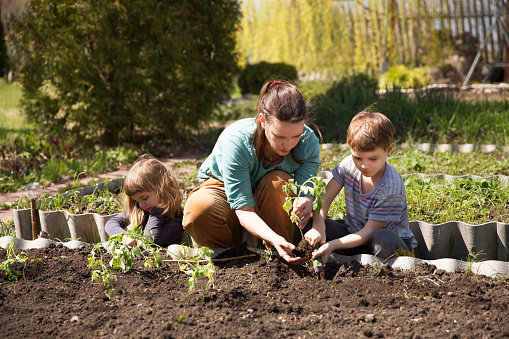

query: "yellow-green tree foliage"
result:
(237, 0), (467, 77)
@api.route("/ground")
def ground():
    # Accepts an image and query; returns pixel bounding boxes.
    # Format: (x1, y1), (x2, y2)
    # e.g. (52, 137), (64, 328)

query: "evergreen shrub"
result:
(8, 0), (240, 145)
(238, 61), (298, 95)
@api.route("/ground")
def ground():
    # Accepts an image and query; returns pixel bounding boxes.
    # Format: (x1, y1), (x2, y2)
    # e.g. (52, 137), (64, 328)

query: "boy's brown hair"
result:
(347, 111), (394, 152)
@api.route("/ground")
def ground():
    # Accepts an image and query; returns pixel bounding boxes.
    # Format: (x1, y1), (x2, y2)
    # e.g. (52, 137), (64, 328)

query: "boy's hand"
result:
(305, 218), (326, 246)
(312, 242), (333, 264)
(292, 196), (314, 229)
(304, 228), (324, 246)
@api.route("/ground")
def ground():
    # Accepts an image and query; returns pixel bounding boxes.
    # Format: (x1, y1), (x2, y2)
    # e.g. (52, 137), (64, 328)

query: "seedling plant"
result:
(0, 243), (28, 283)
(282, 176), (327, 271)
(282, 176), (326, 229)
(14, 184), (123, 216)
(88, 225), (216, 294)
(88, 225), (163, 287)
(91, 227), (162, 269)
(177, 245), (216, 294)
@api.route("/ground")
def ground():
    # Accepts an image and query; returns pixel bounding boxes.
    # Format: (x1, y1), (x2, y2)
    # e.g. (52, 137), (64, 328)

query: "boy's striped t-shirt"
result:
(332, 155), (417, 248)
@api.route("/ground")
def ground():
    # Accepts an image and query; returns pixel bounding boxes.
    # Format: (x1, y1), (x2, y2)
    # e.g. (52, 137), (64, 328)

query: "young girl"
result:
(105, 154), (184, 247)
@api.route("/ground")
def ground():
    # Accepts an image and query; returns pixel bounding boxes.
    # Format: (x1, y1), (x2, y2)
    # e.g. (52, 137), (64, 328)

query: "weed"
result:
(257, 248), (272, 261)
(0, 243), (29, 283)
(466, 250), (485, 276)
(0, 220), (15, 237)
(403, 175), (509, 224)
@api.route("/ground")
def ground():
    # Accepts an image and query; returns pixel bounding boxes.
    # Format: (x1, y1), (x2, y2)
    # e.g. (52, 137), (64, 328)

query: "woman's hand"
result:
(292, 195), (314, 229)
(272, 236), (306, 265)
(124, 236), (138, 248)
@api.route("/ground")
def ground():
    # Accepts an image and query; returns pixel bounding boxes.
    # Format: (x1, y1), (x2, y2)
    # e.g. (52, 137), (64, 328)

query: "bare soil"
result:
(1, 244), (508, 338)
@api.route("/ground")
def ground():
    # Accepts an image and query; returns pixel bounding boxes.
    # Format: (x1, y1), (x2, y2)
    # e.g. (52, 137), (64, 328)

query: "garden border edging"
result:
(1, 239), (507, 278)
(321, 142), (509, 153)
(12, 178), (124, 243)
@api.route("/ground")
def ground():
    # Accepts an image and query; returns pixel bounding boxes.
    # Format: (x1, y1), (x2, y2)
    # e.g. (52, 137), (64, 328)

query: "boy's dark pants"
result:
(312, 219), (413, 259)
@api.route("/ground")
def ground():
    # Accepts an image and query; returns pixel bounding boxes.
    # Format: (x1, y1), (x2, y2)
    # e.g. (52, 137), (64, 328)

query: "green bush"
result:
(238, 61), (298, 95)
(379, 65), (429, 90)
(8, 0), (240, 145)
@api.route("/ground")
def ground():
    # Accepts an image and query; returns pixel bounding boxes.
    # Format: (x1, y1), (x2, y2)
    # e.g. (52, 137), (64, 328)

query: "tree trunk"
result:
(503, 2), (509, 83)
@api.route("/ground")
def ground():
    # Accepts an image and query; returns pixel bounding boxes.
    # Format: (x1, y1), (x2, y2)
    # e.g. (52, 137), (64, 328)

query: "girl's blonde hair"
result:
(123, 154), (182, 229)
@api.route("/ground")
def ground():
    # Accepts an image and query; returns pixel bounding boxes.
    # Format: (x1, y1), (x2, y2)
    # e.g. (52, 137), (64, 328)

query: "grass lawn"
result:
(0, 81), (26, 129)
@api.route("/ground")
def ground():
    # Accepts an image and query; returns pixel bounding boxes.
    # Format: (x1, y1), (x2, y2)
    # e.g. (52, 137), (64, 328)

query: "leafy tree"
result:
(0, 6), (7, 77)
(8, 0), (240, 144)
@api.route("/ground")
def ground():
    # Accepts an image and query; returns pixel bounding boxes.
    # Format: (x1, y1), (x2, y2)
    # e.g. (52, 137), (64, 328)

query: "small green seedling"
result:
(88, 224), (163, 286)
(282, 176), (327, 272)
(173, 312), (188, 323)
(88, 244), (117, 287)
(282, 176), (327, 227)
(105, 288), (115, 299)
(178, 246), (216, 294)
(0, 243), (28, 283)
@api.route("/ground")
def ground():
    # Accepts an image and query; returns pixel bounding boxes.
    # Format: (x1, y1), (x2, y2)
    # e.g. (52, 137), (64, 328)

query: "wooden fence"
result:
(237, 0), (509, 77)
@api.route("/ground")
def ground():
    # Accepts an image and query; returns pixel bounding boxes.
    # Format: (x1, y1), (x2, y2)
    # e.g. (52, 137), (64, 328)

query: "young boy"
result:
(306, 111), (417, 262)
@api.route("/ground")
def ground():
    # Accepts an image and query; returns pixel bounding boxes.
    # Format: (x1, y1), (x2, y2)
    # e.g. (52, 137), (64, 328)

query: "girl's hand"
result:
(124, 236), (138, 248)
(272, 236), (305, 265)
(292, 195), (314, 229)
(312, 242), (333, 264)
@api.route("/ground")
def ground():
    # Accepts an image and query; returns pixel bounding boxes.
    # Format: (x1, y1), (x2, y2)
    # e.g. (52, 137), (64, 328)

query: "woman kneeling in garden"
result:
(183, 81), (320, 264)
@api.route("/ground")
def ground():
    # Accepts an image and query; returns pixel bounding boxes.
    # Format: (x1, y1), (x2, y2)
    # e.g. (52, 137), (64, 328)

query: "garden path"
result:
(0, 152), (204, 223)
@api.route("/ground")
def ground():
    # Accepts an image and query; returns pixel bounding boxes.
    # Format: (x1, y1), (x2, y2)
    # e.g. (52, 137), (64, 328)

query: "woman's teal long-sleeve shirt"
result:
(198, 118), (321, 210)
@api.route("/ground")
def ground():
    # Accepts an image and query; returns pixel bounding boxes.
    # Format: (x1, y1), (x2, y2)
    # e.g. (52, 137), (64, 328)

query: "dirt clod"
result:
(293, 238), (314, 259)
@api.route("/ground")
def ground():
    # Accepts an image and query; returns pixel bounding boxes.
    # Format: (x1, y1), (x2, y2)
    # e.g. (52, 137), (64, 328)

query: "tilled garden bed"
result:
(1, 244), (508, 338)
